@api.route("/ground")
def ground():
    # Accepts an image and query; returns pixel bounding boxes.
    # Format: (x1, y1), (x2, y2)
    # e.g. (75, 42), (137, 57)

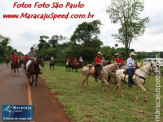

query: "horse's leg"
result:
(11, 66), (13, 74)
(14, 68), (16, 76)
(115, 79), (124, 97)
(102, 78), (110, 88)
(138, 84), (147, 101)
(86, 77), (89, 89)
(135, 87), (140, 101)
(17, 68), (19, 75)
(35, 74), (38, 86)
(50, 65), (51, 70)
(30, 74), (34, 86)
(28, 74), (31, 85)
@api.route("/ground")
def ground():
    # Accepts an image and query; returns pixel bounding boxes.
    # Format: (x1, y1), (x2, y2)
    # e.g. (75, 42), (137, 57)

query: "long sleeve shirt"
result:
(126, 57), (135, 69)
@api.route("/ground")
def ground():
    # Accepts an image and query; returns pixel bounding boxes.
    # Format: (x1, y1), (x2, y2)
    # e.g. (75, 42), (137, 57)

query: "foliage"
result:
(0, 34), (15, 62)
(106, 0), (149, 58)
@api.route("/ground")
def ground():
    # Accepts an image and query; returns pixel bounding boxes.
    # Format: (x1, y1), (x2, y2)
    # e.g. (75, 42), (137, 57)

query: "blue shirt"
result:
(126, 57), (135, 69)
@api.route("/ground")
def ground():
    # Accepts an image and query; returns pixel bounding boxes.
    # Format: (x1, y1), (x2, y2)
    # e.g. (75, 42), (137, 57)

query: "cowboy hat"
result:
(97, 52), (102, 55)
(130, 52), (137, 56)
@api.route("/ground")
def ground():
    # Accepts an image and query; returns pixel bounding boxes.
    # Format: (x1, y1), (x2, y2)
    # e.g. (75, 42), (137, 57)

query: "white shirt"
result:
(126, 57), (135, 69)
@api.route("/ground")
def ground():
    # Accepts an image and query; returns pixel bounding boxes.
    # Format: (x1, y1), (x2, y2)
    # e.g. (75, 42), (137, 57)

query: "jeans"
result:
(126, 68), (135, 85)
(94, 65), (101, 79)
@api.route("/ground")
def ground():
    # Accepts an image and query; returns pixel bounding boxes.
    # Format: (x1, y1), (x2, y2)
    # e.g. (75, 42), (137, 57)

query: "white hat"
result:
(97, 52), (103, 55)
(130, 52), (137, 56)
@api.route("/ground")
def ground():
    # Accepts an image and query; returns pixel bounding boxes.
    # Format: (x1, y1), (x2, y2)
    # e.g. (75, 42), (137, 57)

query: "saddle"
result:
(120, 73), (136, 80)
(89, 66), (95, 74)
(89, 65), (102, 76)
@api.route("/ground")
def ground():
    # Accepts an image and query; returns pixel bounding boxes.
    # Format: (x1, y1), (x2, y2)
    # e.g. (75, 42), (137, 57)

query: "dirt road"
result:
(0, 64), (70, 122)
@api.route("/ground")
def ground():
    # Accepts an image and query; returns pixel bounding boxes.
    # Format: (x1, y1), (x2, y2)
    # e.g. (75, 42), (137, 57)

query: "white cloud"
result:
(0, 0), (163, 54)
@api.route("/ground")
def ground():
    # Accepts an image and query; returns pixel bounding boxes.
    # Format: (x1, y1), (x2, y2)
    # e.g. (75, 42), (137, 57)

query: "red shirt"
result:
(115, 58), (124, 65)
(24, 56), (29, 61)
(73, 58), (77, 62)
(114, 57), (120, 63)
(66, 58), (71, 62)
(94, 57), (102, 65)
(119, 59), (124, 65)
(12, 55), (18, 61)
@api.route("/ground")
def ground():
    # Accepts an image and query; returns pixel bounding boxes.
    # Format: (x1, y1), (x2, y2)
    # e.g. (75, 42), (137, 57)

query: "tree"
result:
(106, 0), (149, 59)
(49, 35), (67, 48)
(70, 20), (103, 62)
(70, 20), (103, 48)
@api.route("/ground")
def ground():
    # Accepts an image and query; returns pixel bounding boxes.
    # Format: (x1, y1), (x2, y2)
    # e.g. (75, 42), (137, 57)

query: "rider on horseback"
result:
(73, 57), (78, 64)
(114, 53), (124, 68)
(24, 54), (29, 62)
(11, 52), (18, 62)
(79, 56), (83, 67)
(26, 47), (42, 75)
(94, 52), (102, 82)
(126, 52), (137, 87)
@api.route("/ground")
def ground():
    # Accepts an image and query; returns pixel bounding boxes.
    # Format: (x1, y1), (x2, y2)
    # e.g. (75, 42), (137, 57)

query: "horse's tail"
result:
(14, 68), (16, 73)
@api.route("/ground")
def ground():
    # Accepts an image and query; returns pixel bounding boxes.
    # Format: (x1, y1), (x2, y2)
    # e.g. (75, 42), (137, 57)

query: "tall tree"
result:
(106, 0), (149, 58)
(70, 20), (103, 62)
(70, 20), (103, 48)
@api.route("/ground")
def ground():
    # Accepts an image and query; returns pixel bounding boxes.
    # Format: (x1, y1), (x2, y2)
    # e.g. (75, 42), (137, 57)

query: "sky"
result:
(0, 0), (163, 54)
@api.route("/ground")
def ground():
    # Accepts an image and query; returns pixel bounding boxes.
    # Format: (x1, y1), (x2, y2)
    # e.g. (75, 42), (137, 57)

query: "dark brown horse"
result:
(50, 60), (57, 70)
(27, 58), (44, 86)
(66, 61), (73, 71)
(11, 59), (20, 75)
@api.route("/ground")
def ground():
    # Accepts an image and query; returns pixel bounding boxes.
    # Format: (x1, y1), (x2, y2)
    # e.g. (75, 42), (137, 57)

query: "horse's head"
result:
(36, 58), (44, 67)
(150, 62), (159, 75)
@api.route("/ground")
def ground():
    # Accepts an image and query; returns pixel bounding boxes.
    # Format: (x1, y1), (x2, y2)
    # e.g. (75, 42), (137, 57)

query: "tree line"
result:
(33, 20), (162, 63)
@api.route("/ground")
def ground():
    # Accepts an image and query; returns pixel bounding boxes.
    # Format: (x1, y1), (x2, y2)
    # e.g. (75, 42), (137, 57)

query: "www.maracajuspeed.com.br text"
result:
(2, 12), (94, 20)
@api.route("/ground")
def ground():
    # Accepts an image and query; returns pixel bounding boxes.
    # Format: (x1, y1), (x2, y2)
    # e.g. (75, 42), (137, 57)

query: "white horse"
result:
(115, 62), (159, 101)
(81, 63), (118, 91)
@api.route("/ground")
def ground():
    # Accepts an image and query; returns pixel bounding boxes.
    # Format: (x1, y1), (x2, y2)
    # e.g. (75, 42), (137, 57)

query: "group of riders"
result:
(93, 51), (141, 87)
(7, 46), (143, 87)
(8, 47), (42, 75)
(66, 56), (84, 68)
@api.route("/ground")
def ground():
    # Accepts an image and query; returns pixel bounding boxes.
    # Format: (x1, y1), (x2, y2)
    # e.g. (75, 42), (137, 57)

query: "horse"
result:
(11, 59), (20, 75)
(66, 61), (73, 71)
(72, 62), (79, 72)
(27, 58), (44, 86)
(81, 63), (118, 91)
(79, 61), (88, 68)
(50, 60), (57, 70)
(115, 62), (159, 101)
(6, 58), (10, 66)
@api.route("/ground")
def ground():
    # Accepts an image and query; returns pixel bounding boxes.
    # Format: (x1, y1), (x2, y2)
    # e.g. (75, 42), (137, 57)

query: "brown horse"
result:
(50, 60), (57, 70)
(27, 58), (44, 86)
(6, 58), (10, 66)
(72, 62), (79, 72)
(79, 61), (88, 68)
(11, 59), (20, 75)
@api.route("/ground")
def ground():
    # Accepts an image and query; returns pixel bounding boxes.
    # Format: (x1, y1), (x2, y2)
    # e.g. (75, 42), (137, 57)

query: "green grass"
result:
(41, 62), (163, 122)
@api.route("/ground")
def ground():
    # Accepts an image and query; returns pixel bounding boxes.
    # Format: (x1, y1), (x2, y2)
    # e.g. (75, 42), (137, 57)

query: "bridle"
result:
(135, 63), (156, 83)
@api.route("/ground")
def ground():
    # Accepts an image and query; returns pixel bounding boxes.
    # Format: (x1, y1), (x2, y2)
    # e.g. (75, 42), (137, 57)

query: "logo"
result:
(2, 105), (33, 121)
